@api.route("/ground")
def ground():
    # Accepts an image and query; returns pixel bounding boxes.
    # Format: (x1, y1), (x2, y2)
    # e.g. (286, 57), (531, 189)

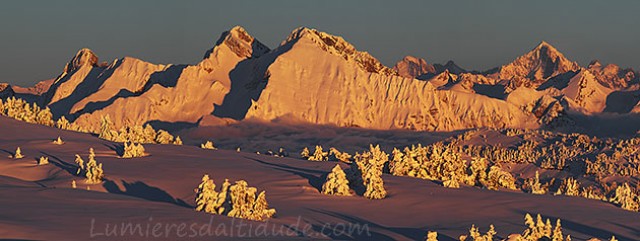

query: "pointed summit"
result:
(282, 27), (396, 76)
(203, 26), (269, 60)
(434, 60), (467, 75)
(63, 48), (98, 74)
(588, 60), (602, 69)
(499, 41), (579, 81)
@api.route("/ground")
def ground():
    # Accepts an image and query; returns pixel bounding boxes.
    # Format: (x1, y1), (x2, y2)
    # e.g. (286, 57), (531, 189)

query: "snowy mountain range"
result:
(2, 26), (639, 133)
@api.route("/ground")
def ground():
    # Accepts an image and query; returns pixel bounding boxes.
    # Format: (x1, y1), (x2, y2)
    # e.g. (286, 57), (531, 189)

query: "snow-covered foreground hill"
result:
(0, 116), (637, 241)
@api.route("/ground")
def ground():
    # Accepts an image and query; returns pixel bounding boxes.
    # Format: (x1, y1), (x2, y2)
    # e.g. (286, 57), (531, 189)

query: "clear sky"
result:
(1, 0), (639, 86)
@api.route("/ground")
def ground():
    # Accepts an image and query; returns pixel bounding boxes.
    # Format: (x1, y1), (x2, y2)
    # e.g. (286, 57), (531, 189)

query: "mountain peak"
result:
(63, 48), (98, 74)
(499, 41), (579, 81)
(588, 60), (602, 69)
(393, 56), (435, 78)
(434, 60), (467, 75)
(284, 27), (397, 76)
(535, 40), (553, 49)
(204, 26), (269, 60)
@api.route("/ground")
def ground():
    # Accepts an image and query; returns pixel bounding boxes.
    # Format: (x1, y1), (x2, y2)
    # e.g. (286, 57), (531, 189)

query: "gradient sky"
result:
(2, 0), (639, 86)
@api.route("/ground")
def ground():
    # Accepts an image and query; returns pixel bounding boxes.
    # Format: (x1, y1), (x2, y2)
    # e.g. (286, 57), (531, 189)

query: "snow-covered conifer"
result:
(322, 164), (351, 196)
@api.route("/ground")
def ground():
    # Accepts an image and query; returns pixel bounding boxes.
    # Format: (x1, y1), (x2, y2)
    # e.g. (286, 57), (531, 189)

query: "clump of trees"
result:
(200, 141), (217, 150)
(610, 183), (639, 212)
(555, 177), (580, 196)
(194, 175), (276, 221)
(0, 97), (54, 126)
(98, 115), (180, 145)
(459, 224), (496, 241)
(121, 142), (146, 158)
(321, 164), (352, 196)
(75, 148), (104, 184)
(520, 213), (567, 241)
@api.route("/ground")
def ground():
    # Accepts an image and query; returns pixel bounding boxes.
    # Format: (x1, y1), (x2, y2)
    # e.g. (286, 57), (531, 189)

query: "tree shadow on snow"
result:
(246, 157), (327, 193)
(103, 179), (191, 208)
(39, 151), (79, 175)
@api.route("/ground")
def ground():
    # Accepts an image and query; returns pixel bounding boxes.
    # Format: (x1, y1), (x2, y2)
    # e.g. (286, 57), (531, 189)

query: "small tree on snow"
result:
(12, 147), (24, 159)
(322, 164), (351, 196)
(300, 147), (310, 159)
(52, 136), (64, 145)
(38, 156), (49, 165)
(75, 154), (85, 175)
(173, 136), (183, 145)
(526, 171), (546, 195)
(425, 231), (438, 241)
(308, 145), (328, 161)
(84, 148), (104, 184)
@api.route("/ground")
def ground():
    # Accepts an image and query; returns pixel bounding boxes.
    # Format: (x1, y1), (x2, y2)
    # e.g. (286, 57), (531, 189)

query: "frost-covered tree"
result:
(56, 116), (71, 129)
(38, 156), (49, 165)
(300, 147), (310, 159)
(555, 177), (580, 196)
(465, 224), (496, 241)
(155, 130), (174, 144)
(329, 147), (352, 163)
(75, 154), (85, 175)
(425, 231), (438, 241)
(388, 143), (468, 188)
(353, 145), (388, 199)
(173, 136), (183, 145)
(195, 177), (275, 221)
(201, 141), (217, 150)
(52, 136), (64, 145)
(552, 219), (563, 241)
(121, 142), (145, 158)
(526, 171), (547, 195)
(609, 183), (639, 211)
(12, 147), (24, 159)
(98, 115), (118, 141)
(84, 148), (104, 184)
(521, 213), (562, 241)
(322, 164), (351, 196)
(35, 107), (54, 126)
(485, 165), (517, 190)
(227, 180), (276, 221)
(194, 174), (228, 215)
(308, 145), (328, 161)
